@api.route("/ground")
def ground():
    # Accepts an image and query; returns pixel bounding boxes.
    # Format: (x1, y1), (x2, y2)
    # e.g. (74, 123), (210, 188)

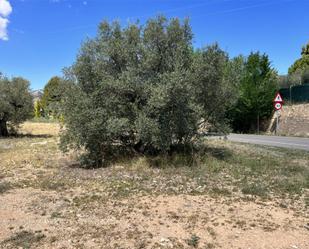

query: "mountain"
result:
(31, 89), (43, 102)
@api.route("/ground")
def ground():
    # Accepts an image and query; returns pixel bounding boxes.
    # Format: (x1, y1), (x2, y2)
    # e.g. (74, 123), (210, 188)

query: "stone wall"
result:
(268, 103), (309, 137)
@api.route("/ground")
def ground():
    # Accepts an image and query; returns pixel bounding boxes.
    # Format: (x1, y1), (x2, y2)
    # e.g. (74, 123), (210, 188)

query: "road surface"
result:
(225, 134), (309, 151)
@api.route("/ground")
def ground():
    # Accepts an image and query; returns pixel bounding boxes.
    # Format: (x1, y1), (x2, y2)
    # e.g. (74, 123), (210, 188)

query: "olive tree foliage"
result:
(191, 45), (243, 132)
(60, 17), (235, 167)
(0, 75), (33, 136)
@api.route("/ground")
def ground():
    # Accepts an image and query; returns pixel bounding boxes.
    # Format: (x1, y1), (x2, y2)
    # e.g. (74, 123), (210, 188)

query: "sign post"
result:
(273, 93), (283, 135)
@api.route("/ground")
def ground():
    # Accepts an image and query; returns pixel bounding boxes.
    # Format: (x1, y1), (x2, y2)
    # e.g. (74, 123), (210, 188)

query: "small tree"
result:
(229, 52), (278, 133)
(34, 100), (44, 118)
(41, 76), (66, 118)
(0, 75), (33, 136)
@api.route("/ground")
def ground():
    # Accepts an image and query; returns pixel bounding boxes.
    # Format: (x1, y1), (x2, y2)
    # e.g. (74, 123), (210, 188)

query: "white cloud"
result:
(0, 0), (12, 17)
(0, 16), (9, 40)
(0, 0), (12, 41)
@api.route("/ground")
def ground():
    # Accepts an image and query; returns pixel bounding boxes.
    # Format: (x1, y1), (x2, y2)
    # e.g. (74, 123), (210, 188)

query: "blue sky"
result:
(0, 0), (308, 90)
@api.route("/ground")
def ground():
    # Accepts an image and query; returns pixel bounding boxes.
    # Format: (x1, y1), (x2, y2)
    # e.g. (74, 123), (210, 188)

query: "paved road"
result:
(225, 134), (309, 151)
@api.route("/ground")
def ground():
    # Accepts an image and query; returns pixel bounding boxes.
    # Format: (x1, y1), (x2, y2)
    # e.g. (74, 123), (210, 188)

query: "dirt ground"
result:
(0, 122), (308, 249)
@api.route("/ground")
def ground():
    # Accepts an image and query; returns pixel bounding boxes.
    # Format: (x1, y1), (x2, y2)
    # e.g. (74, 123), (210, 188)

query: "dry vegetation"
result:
(0, 122), (308, 249)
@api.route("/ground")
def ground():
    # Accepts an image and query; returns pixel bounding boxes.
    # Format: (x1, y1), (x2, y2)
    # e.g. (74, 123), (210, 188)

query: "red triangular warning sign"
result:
(273, 93), (283, 102)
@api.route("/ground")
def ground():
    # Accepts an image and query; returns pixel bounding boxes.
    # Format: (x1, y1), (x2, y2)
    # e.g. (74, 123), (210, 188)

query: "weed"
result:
(186, 234), (200, 248)
(50, 211), (63, 219)
(204, 242), (215, 249)
(72, 194), (107, 207)
(211, 187), (232, 196)
(206, 227), (216, 238)
(1, 230), (45, 249)
(241, 183), (268, 197)
(0, 181), (11, 194)
(235, 220), (247, 229)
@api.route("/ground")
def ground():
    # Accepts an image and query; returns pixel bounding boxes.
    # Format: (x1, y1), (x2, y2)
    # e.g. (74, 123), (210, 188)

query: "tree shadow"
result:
(11, 133), (54, 139)
(146, 145), (233, 169)
(64, 143), (233, 170)
(202, 146), (233, 161)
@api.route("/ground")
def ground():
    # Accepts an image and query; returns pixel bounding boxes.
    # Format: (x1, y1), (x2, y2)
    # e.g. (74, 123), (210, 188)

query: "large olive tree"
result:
(60, 16), (236, 167)
(0, 75), (33, 136)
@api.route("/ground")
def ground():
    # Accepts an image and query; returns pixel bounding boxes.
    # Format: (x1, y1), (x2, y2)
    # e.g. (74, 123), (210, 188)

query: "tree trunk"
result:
(257, 113), (260, 134)
(0, 119), (9, 137)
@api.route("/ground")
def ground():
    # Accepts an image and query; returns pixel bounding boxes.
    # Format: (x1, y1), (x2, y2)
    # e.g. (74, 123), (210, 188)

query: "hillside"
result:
(268, 103), (309, 137)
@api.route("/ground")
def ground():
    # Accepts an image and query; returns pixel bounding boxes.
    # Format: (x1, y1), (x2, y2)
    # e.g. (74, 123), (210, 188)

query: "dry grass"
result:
(0, 122), (308, 249)
(20, 121), (60, 137)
